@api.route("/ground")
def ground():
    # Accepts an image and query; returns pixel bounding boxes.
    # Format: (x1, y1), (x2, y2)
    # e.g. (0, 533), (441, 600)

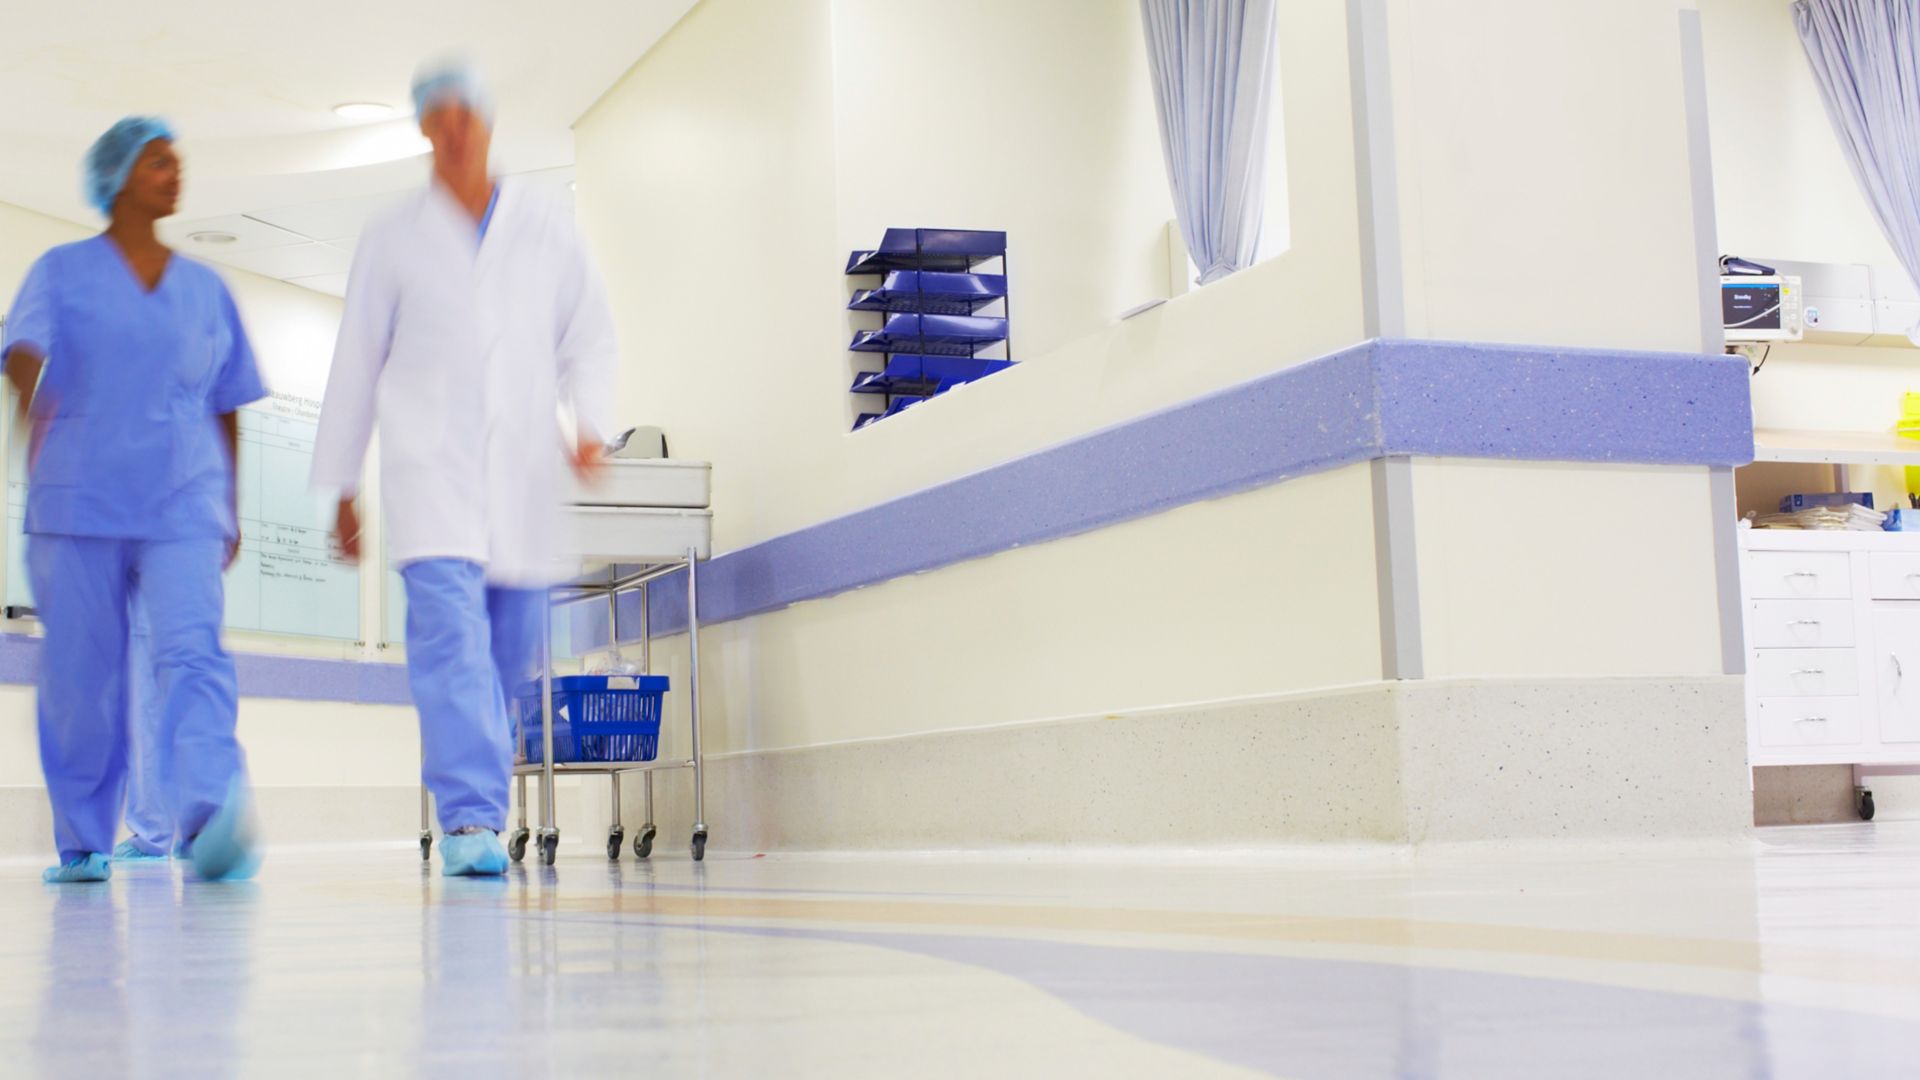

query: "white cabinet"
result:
(1754, 697), (1866, 748)
(1742, 530), (1920, 769)
(1746, 551), (1853, 599)
(1870, 552), (1920, 600)
(1746, 599), (1855, 649)
(1871, 607), (1920, 744)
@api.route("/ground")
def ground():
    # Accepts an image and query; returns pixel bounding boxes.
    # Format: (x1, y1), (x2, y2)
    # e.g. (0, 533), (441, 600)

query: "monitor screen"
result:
(1723, 281), (1782, 332)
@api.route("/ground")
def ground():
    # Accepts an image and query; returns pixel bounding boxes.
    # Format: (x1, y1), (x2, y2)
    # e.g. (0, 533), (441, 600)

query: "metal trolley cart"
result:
(418, 459), (714, 865)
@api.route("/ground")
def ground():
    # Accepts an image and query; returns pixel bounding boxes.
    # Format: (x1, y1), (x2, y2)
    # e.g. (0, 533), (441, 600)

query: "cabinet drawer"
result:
(1870, 551), (1920, 600)
(1756, 697), (1866, 748)
(1746, 551), (1852, 599)
(1747, 599), (1856, 649)
(1750, 648), (1861, 697)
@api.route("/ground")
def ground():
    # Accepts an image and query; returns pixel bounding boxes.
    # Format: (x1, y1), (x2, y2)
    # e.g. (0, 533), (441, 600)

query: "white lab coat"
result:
(310, 178), (618, 587)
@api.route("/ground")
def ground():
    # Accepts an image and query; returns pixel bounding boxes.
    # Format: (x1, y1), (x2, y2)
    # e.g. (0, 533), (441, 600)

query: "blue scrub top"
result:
(2, 236), (268, 541)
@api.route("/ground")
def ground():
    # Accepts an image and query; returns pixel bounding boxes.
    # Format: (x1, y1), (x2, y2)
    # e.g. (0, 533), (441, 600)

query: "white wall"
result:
(1415, 460), (1726, 678)
(570, 0), (1373, 754)
(1701, 0), (1901, 269)
(577, 0), (1364, 552)
(1386, 0), (1709, 352)
(829, 0), (1173, 359)
(636, 465), (1385, 757)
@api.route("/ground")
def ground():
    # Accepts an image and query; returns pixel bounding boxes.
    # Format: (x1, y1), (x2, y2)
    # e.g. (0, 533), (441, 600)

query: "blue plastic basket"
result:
(516, 674), (667, 765)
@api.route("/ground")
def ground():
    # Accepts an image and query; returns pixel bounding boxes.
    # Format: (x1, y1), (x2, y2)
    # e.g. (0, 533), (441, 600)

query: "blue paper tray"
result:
(850, 354), (1015, 396)
(848, 271), (1007, 315)
(846, 229), (1007, 274)
(850, 314), (1008, 355)
(851, 395), (930, 432)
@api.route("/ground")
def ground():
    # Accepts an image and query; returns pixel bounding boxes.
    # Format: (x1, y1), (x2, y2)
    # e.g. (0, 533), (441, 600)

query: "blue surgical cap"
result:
(84, 116), (176, 217)
(411, 60), (494, 125)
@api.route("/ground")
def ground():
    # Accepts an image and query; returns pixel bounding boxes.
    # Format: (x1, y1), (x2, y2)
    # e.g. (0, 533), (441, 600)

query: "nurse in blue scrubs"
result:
(1, 117), (267, 883)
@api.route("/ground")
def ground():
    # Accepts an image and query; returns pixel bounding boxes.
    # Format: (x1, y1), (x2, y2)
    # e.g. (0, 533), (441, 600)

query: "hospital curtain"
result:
(1138, 0), (1280, 285)
(1795, 0), (1920, 299)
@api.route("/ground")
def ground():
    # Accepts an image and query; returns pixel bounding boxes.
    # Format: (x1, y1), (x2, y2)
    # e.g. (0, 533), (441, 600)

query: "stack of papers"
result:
(1755, 504), (1889, 531)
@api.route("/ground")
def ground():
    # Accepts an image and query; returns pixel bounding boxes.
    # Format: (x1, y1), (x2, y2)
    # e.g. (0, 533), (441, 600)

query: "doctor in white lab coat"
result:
(310, 62), (619, 877)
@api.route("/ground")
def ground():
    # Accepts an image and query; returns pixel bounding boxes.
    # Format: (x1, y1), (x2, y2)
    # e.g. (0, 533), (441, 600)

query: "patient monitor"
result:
(1721, 274), (1803, 342)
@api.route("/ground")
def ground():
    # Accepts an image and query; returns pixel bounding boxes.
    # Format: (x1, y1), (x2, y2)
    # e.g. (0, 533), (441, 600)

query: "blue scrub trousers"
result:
(29, 535), (241, 862)
(123, 598), (174, 855)
(402, 559), (544, 833)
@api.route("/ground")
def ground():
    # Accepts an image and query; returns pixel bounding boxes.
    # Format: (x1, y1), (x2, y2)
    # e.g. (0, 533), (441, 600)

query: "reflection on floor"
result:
(4, 822), (1920, 1078)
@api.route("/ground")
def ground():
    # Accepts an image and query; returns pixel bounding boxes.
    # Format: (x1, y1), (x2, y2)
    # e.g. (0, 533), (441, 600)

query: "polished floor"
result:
(4, 823), (1920, 1078)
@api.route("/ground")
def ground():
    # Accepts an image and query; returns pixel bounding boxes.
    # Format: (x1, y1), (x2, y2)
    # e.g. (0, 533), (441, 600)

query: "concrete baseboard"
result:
(0, 676), (1751, 859)
(597, 676), (1751, 852)
(1395, 678), (1752, 842)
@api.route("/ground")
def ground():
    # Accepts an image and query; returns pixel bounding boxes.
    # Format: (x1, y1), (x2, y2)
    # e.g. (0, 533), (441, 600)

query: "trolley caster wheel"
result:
(691, 831), (707, 862)
(508, 829), (530, 863)
(608, 827), (625, 862)
(634, 827), (656, 860)
(539, 833), (559, 867)
(420, 835), (432, 862)
(1859, 789), (1877, 821)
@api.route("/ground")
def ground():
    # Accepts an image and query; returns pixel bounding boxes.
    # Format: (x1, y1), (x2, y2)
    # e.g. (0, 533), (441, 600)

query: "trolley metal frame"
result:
(418, 549), (707, 865)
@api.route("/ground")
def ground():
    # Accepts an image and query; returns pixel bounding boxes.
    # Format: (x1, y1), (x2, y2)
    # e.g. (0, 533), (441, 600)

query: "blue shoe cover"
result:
(112, 839), (168, 861)
(189, 780), (262, 882)
(43, 853), (112, 883)
(441, 831), (509, 877)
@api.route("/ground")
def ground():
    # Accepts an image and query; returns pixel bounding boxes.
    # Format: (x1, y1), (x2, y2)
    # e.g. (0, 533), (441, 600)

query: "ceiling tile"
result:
(214, 243), (354, 281)
(248, 191), (405, 243)
(161, 214), (308, 254)
(287, 273), (350, 298)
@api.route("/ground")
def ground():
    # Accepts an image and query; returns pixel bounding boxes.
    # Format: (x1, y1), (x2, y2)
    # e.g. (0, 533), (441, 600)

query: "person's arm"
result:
(310, 230), (397, 563)
(206, 280), (269, 570)
(5, 345), (43, 422)
(552, 216), (620, 478)
(4, 255), (56, 430)
(219, 410), (240, 568)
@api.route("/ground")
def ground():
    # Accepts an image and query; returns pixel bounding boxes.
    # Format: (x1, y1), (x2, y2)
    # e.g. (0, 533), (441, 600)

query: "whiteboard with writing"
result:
(225, 392), (359, 638)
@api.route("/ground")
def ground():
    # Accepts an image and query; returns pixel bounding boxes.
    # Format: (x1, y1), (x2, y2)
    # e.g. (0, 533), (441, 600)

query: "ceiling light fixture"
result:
(188, 231), (239, 246)
(332, 102), (395, 121)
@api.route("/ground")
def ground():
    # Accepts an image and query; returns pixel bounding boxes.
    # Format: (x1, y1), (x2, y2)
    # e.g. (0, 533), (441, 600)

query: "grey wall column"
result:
(1349, 0), (1422, 678)
(1679, 8), (1747, 676)
(1708, 466), (1746, 675)
(1372, 456), (1424, 680)
(1346, 0), (1405, 340)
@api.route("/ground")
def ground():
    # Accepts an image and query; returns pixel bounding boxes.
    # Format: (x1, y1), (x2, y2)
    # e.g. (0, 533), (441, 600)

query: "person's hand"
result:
(225, 530), (242, 571)
(569, 434), (607, 483)
(334, 498), (362, 564)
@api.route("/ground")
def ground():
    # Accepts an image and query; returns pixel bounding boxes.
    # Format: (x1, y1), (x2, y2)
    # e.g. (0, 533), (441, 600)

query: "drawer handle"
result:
(1797, 717), (1830, 723)
(1791, 668), (1826, 676)
(1787, 571), (1819, 578)
(1789, 619), (1823, 627)
(1896, 655), (1905, 686)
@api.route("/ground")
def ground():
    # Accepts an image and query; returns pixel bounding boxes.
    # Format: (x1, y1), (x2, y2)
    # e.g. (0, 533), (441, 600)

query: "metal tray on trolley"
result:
(564, 506), (712, 566)
(564, 459), (711, 509)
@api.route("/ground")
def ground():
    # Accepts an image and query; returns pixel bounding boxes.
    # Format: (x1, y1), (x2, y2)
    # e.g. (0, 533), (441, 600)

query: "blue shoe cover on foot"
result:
(43, 854), (112, 883)
(112, 839), (168, 861)
(441, 831), (508, 877)
(190, 780), (261, 882)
